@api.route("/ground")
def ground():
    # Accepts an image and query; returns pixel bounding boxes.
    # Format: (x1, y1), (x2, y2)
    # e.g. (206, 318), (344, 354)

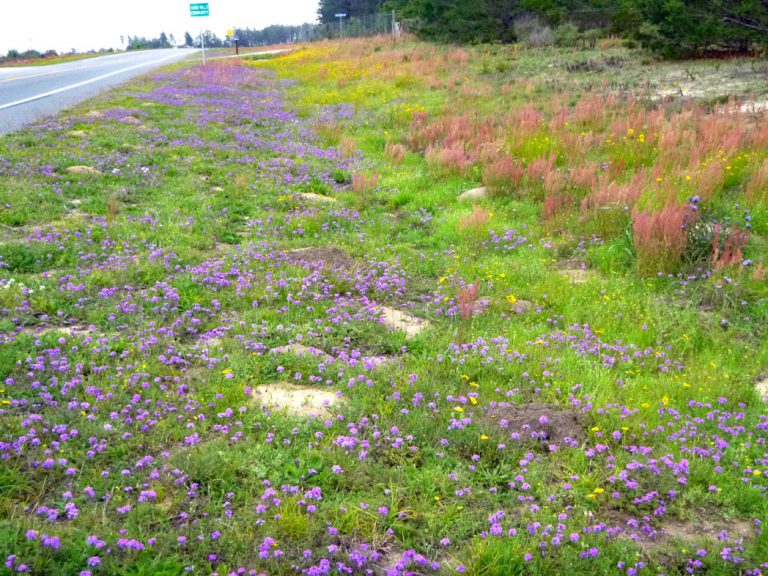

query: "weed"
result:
(632, 203), (694, 274)
(457, 280), (481, 320)
(384, 142), (407, 165)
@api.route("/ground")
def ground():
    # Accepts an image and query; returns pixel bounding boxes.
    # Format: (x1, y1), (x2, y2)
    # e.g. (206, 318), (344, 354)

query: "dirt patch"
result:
(662, 516), (753, 544)
(251, 382), (341, 417)
(378, 306), (429, 339)
(605, 507), (754, 552)
(3, 323), (99, 344)
(269, 343), (334, 363)
(295, 192), (336, 203)
(285, 246), (354, 268)
(67, 130), (87, 137)
(484, 402), (585, 449)
(65, 165), (102, 175)
(22, 324), (95, 338)
(372, 543), (407, 575)
(121, 115), (142, 125)
(336, 536), (402, 576)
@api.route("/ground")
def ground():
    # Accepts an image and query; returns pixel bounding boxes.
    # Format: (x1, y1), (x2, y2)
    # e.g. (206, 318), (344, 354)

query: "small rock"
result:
(295, 192), (336, 203)
(511, 299), (533, 314)
(211, 186), (224, 193)
(559, 268), (594, 284)
(67, 130), (87, 137)
(458, 186), (488, 201)
(756, 375), (768, 400)
(251, 382), (340, 417)
(66, 166), (102, 175)
(378, 306), (428, 339)
(269, 344), (334, 363)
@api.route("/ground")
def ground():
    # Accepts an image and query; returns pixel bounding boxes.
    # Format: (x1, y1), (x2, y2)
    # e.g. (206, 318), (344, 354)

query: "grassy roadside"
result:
(0, 52), (118, 68)
(0, 37), (767, 576)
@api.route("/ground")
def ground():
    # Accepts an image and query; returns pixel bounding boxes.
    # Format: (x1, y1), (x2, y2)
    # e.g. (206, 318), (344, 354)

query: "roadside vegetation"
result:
(0, 50), (114, 68)
(0, 37), (767, 576)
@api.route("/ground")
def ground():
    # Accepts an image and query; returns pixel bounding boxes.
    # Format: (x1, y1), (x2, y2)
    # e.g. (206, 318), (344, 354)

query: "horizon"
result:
(0, 0), (320, 55)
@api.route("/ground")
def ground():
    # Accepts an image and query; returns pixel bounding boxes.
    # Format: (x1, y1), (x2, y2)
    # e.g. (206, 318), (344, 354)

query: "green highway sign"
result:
(190, 3), (209, 17)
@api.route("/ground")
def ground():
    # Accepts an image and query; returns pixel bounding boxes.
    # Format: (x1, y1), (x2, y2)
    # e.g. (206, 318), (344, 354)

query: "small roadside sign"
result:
(190, 3), (209, 17)
(226, 28), (234, 37)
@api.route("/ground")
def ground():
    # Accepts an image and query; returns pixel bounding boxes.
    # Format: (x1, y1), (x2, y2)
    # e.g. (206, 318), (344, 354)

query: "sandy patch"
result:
(378, 306), (428, 338)
(269, 343), (334, 363)
(251, 382), (341, 417)
(65, 166), (102, 175)
(295, 192), (336, 203)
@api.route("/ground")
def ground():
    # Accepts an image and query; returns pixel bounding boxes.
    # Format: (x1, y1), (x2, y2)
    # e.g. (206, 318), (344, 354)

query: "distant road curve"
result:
(0, 49), (196, 135)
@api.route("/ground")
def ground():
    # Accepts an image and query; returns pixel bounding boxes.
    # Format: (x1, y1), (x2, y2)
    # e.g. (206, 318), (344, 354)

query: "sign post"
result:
(190, 3), (210, 65)
(226, 28), (239, 55)
(334, 13), (347, 39)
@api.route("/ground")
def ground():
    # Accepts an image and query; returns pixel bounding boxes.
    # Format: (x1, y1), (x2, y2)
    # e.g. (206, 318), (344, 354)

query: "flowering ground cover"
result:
(1, 38), (767, 576)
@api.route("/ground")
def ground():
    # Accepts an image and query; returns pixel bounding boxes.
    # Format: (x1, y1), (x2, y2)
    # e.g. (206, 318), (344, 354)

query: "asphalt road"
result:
(0, 49), (195, 135)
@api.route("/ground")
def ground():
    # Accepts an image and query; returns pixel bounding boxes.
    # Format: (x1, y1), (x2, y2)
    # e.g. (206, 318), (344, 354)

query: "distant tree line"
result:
(318, 0), (768, 57)
(234, 24), (321, 45)
(0, 48), (116, 65)
(126, 32), (174, 50)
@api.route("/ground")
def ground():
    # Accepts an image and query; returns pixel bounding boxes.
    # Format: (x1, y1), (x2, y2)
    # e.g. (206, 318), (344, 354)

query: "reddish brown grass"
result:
(385, 142), (407, 165)
(457, 281), (481, 320)
(632, 203), (694, 274)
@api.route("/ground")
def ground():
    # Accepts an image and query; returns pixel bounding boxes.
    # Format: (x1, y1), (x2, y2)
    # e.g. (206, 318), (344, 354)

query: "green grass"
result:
(0, 37), (767, 576)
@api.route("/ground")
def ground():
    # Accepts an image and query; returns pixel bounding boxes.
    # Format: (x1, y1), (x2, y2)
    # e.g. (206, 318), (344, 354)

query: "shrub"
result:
(554, 23), (580, 47)
(514, 16), (553, 48)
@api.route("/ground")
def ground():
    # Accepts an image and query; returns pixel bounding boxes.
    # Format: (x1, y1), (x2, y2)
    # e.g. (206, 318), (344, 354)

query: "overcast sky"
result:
(1, 0), (320, 54)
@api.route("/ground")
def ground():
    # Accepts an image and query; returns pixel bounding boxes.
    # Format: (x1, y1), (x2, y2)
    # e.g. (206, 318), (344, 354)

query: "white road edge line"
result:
(0, 52), (186, 111)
